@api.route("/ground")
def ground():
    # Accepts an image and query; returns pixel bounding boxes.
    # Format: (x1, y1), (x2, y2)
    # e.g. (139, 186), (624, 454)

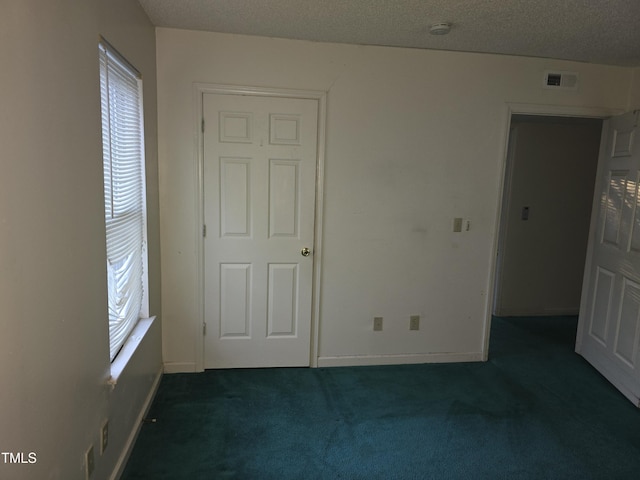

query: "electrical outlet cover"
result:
(373, 317), (383, 331)
(101, 420), (109, 454)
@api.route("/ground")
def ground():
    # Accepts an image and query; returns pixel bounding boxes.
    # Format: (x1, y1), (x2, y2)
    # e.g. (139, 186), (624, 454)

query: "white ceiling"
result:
(138, 0), (640, 67)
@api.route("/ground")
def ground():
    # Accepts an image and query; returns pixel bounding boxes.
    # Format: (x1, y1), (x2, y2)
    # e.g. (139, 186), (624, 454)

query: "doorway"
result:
(489, 113), (603, 354)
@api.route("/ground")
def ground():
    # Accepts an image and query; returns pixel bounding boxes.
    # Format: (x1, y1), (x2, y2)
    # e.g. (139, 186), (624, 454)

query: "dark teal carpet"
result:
(122, 317), (640, 479)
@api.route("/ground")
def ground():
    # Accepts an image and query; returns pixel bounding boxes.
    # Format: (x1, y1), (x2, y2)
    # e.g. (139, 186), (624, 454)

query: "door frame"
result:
(482, 103), (624, 360)
(193, 83), (327, 371)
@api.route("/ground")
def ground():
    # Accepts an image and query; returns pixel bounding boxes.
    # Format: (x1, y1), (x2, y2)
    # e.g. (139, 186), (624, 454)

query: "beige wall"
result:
(157, 28), (634, 370)
(0, 1), (161, 479)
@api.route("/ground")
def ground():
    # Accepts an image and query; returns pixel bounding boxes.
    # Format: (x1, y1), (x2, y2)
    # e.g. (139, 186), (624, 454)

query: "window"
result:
(99, 40), (149, 362)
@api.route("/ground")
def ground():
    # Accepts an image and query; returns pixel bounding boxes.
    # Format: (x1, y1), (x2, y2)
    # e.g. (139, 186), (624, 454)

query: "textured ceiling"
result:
(138, 0), (640, 67)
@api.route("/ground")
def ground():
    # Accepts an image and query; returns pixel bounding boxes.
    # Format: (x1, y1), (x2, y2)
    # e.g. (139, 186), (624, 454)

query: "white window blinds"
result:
(99, 42), (148, 362)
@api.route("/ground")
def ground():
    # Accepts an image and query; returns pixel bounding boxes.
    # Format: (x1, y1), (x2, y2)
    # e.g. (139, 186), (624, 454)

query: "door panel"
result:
(588, 267), (614, 345)
(601, 171), (628, 247)
(269, 160), (299, 237)
(203, 93), (318, 369)
(220, 263), (251, 338)
(614, 277), (640, 367)
(578, 111), (640, 405)
(267, 263), (298, 337)
(220, 158), (251, 236)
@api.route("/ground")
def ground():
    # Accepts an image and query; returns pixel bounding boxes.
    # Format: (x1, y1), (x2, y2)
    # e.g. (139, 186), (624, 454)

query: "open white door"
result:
(203, 92), (318, 369)
(577, 110), (640, 406)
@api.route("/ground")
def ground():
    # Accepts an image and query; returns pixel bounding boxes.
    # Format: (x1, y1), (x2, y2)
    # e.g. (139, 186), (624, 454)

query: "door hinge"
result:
(201, 118), (205, 132)
(203, 322), (207, 336)
(202, 224), (207, 237)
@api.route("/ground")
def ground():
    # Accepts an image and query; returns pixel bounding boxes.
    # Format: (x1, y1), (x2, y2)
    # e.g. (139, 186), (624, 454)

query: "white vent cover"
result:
(543, 71), (579, 90)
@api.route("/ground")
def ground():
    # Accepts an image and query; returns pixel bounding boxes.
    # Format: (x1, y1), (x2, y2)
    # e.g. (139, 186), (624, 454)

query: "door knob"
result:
(301, 247), (311, 257)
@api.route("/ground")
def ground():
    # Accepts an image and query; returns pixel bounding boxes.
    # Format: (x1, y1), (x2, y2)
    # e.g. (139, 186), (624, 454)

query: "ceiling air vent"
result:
(543, 71), (579, 91)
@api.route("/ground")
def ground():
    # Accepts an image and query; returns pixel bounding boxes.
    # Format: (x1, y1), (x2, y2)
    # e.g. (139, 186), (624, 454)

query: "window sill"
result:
(108, 316), (156, 387)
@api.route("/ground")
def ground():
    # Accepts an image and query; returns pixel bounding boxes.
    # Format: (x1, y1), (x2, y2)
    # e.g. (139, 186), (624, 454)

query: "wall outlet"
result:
(373, 317), (383, 331)
(85, 445), (95, 479)
(410, 315), (420, 331)
(100, 420), (109, 455)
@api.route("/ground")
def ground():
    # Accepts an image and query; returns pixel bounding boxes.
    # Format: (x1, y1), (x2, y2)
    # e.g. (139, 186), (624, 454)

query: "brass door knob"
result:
(301, 247), (311, 257)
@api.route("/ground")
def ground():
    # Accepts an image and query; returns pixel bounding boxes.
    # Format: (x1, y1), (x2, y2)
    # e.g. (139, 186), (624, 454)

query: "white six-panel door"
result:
(577, 111), (640, 405)
(203, 93), (318, 368)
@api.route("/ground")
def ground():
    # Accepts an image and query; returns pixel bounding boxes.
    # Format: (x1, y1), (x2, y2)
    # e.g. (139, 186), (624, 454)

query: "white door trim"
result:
(482, 103), (625, 361)
(193, 83), (327, 371)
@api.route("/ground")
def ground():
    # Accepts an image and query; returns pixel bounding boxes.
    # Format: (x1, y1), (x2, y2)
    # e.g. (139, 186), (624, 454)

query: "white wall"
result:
(156, 28), (634, 371)
(494, 118), (602, 316)
(0, 1), (161, 479)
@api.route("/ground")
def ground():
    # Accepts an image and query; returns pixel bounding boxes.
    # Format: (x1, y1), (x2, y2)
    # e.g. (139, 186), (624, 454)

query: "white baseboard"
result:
(494, 307), (579, 317)
(317, 352), (484, 367)
(163, 362), (197, 373)
(110, 366), (163, 480)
